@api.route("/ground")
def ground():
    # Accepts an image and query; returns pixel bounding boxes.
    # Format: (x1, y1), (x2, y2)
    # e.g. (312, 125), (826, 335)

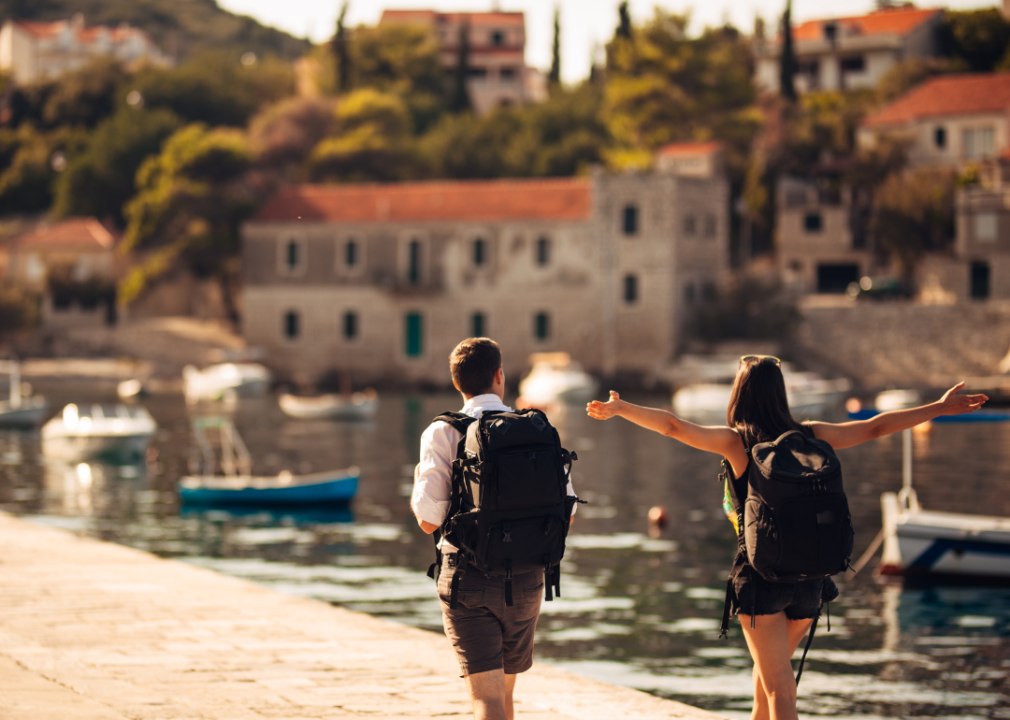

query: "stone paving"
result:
(0, 513), (723, 720)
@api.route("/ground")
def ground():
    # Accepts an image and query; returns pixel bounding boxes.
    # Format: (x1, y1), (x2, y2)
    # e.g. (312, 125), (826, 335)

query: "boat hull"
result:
(880, 492), (1010, 581)
(278, 394), (378, 420)
(0, 397), (48, 427)
(179, 473), (359, 506)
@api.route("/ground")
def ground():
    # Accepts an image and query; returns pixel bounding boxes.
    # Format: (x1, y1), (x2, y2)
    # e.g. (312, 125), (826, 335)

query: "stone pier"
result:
(0, 513), (723, 720)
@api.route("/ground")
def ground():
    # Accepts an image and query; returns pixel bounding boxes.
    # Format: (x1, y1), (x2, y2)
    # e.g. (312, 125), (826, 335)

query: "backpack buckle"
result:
(502, 528), (513, 543)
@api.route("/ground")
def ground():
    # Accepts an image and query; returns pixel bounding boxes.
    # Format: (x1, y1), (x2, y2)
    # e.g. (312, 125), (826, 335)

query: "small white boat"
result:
(875, 389), (921, 412)
(117, 379), (146, 399)
(879, 429), (1010, 581)
(179, 417), (359, 506)
(41, 403), (156, 462)
(672, 369), (850, 421)
(0, 359), (48, 427)
(279, 389), (378, 420)
(518, 353), (598, 406)
(183, 363), (271, 404)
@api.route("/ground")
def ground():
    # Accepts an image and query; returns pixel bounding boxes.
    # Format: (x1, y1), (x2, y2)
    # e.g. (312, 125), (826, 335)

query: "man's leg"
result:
(464, 668), (508, 720)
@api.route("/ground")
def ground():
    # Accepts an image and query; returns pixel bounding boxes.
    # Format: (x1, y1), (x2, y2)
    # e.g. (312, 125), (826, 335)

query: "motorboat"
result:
(278, 389), (378, 420)
(0, 358), (48, 427)
(518, 353), (598, 406)
(672, 368), (850, 421)
(41, 403), (156, 462)
(878, 428), (1010, 581)
(875, 389), (921, 412)
(183, 362), (271, 404)
(178, 416), (358, 506)
(117, 378), (146, 400)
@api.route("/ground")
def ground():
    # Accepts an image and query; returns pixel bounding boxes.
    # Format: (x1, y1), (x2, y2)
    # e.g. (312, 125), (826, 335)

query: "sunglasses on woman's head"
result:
(739, 355), (781, 367)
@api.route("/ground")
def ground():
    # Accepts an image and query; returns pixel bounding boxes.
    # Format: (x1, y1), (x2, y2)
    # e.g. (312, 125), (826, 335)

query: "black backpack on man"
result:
(427, 408), (579, 608)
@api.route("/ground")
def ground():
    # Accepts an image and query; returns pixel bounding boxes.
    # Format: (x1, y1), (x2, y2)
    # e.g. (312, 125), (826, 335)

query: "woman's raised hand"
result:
(587, 391), (622, 421)
(937, 382), (988, 416)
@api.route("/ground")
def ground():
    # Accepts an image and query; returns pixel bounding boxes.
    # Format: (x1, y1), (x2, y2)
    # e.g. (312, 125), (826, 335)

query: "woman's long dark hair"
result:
(726, 357), (804, 445)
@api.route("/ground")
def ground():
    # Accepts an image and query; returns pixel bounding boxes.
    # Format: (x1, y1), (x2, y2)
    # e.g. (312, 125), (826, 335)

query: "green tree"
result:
(248, 97), (337, 177)
(549, 7), (561, 88)
(120, 123), (255, 316)
(332, 1), (352, 93)
(5, 57), (126, 130)
(603, 12), (757, 173)
(616, 1), (632, 40)
(451, 19), (472, 114)
(872, 169), (956, 280)
(779, 0), (797, 101)
(940, 9), (1010, 72)
(128, 52), (295, 128)
(309, 89), (416, 182)
(52, 108), (182, 223)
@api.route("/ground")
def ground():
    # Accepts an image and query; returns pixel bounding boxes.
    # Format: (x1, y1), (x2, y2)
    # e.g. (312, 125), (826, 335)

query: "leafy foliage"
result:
(603, 12), (757, 175)
(872, 169), (956, 278)
(0, 125), (87, 214)
(688, 272), (800, 342)
(6, 57), (126, 129)
(940, 9), (1010, 72)
(52, 108), (182, 222)
(120, 123), (255, 311)
(248, 97), (336, 177)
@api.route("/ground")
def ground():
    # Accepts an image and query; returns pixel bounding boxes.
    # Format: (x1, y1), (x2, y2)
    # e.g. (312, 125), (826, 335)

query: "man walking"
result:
(412, 337), (576, 720)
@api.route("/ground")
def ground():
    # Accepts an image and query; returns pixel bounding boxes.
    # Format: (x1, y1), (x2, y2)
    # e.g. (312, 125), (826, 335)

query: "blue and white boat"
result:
(879, 429), (1010, 581)
(179, 468), (359, 506)
(178, 416), (358, 506)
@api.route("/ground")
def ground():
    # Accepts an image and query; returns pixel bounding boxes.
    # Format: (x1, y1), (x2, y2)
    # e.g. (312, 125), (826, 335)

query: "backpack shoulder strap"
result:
(433, 411), (476, 436)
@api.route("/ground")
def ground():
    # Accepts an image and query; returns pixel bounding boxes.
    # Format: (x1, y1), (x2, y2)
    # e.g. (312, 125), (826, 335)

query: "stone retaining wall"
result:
(792, 300), (1010, 391)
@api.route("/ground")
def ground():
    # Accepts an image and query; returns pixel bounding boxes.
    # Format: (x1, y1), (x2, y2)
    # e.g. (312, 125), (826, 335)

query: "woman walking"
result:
(587, 356), (987, 720)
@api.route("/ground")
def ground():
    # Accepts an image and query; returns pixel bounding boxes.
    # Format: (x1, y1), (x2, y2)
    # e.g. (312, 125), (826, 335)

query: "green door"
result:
(405, 313), (423, 357)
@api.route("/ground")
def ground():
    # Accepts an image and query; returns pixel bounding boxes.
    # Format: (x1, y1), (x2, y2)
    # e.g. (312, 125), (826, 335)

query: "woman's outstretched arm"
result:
(808, 382), (988, 450)
(587, 391), (748, 473)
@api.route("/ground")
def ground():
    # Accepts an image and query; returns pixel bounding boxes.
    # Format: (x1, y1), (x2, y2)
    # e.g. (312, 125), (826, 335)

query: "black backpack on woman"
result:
(426, 408), (579, 608)
(720, 426), (853, 684)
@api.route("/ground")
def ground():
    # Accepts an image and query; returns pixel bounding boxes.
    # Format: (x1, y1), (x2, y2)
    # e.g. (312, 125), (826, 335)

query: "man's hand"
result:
(937, 382), (988, 416)
(587, 391), (623, 421)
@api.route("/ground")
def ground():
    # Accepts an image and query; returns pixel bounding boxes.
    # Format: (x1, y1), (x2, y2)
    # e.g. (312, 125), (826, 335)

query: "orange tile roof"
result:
(12, 218), (117, 250)
(13, 20), (64, 37)
(656, 141), (723, 157)
(791, 6), (941, 42)
(252, 179), (593, 224)
(13, 18), (150, 44)
(863, 73), (1010, 127)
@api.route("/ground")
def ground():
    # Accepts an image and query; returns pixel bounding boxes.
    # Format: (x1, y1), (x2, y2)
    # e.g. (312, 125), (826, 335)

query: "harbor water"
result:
(1, 383), (1008, 720)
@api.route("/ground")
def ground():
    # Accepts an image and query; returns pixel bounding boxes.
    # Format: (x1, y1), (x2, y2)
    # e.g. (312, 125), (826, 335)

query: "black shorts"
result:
(730, 567), (837, 621)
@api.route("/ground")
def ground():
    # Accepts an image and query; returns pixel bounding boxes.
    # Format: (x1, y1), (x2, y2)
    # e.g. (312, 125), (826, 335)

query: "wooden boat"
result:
(878, 428), (1010, 581)
(41, 403), (156, 461)
(0, 359), (48, 427)
(278, 389), (378, 420)
(178, 416), (358, 506)
(519, 353), (598, 407)
(183, 363), (271, 404)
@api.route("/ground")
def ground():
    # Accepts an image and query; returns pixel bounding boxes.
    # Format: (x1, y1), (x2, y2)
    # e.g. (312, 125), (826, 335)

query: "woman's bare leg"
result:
(740, 613), (814, 720)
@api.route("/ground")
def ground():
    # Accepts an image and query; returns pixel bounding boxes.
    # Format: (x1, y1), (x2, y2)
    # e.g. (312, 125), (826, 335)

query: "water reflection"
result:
(0, 386), (1007, 719)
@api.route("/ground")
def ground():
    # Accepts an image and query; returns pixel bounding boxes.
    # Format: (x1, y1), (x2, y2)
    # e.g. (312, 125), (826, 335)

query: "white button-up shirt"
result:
(411, 393), (576, 528)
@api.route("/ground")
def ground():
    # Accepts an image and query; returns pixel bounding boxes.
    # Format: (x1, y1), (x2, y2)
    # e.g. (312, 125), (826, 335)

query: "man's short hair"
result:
(450, 338), (502, 396)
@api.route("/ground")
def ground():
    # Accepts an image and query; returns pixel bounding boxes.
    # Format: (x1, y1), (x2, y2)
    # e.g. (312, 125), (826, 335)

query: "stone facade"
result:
(241, 168), (729, 387)
(858, 73), (1010, 169)
(755, 7), (942, 95)
(955, 156), (1010, 301)
(0, 15), (169, 84)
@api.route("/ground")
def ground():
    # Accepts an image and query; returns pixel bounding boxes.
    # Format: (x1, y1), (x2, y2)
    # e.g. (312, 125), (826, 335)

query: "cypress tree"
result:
(617, 1), (632, 39)
(451, 18), (472, 113)
(779, 0), (797, 101)
(549, 6), (561, 86)
(332, 1), (351, 93)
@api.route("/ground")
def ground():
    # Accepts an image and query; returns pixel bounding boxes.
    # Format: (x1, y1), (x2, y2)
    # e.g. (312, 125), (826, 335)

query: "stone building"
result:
(858, 73), (1010, 168)
(1, 217), (119, 327)
(379, 10), (545, 115)
(241, 162), (729, 387)
(955, 153), (1010, 301)
(0, 15), (170, 84)
(754, 6), (942, 95)
(777, 176), (874, 294)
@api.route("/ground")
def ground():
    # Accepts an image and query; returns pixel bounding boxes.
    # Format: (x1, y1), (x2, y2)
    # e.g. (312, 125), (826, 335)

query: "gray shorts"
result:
(437, 552), (544, 676)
